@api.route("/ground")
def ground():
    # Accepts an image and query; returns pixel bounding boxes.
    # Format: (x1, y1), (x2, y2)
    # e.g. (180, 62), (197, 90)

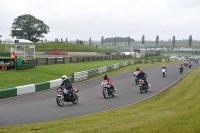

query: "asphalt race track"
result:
(0, 62), (199, 127)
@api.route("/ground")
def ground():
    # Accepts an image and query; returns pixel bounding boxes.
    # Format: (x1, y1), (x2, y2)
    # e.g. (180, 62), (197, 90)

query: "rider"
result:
(102, 74), (116, 92)
(60, 75), (74, 98)
(134, 67), (140, 77)
(161, 65), (167, 75)
(188, 60), (192, 66)
(136, 67), (140, 71)
(137, 70), (149, 88)
(179, 64), (183, 69)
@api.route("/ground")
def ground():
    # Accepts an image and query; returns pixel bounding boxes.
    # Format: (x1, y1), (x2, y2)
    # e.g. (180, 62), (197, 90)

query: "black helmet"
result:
(136, 67), (140, 71)
(103, 74), (108, 79)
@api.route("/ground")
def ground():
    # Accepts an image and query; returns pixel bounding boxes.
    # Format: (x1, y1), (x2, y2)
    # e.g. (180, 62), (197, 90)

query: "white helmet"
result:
(163, 65), (165, 67)
(62, 75), (67, 81)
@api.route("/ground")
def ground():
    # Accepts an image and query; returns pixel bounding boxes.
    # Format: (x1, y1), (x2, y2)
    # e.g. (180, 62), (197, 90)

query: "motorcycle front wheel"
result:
(72, 94), (78, 104)
(140, 85), (143, 94)
(135, 79), (138, 85)
(103, 88), (108, 99)
(163, 72), (165, 77)
(56, 96), (64, 107)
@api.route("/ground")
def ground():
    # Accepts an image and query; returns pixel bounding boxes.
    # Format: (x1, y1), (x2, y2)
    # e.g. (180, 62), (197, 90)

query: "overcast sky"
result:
(0, 0), (200, 41)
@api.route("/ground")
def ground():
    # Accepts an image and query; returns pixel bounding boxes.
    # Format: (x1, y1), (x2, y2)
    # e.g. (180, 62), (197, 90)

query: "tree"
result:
(76, 39), (79, 44)
(114, 37), (117, 46)
(189, 35), (192, 47)
(101, 36), (104, 47)
(104, 37), (134, 43)
(89, 37), (92, 45)
(0, 35), (2, 42)
(141, 35), (145, 44)
(172, 36), (175, 46)
(127, 36), (130, 45)
(11, 14), (49, 43)
(66, 38), (68, 43)
(156, 35), (159, 46)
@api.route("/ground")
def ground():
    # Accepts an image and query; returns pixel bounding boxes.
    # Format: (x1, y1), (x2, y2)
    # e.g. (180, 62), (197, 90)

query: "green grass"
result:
(97, 41), (200, 48)
(0, 55), (166, 90)
(0, 61), (199, 133)
(0, 42), (113, 52)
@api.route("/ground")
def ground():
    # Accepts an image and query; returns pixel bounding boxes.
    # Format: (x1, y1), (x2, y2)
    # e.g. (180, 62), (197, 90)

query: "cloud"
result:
(0, 0), (200, 41)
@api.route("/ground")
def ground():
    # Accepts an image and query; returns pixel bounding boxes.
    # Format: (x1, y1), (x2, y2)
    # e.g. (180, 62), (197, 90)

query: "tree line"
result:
(7, 14), (194, 47)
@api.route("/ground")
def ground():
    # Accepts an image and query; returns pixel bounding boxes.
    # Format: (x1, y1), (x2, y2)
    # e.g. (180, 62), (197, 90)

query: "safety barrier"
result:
(73, 61), (137, 82)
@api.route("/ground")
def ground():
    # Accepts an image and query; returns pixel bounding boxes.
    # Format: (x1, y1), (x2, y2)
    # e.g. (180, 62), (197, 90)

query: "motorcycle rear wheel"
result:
(163, 72), (165, 77)
(72, 94), (78, 104)
(56, 96), (64, 107)
(111, 91), (115, 97)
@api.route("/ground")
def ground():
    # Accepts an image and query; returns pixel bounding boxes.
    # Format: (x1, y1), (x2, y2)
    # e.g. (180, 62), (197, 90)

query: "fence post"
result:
(33, 59), (35, 67)
(46, 58), (48, 65)
(36, 58), (38, 65)
(77, 57), (78, 63)
(63, 57), (65, 63)
(55, 58), (57, 64)
(70, 57), (72, 63)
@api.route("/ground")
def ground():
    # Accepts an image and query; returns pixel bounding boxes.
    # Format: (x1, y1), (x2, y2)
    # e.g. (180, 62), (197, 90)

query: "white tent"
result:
(17, 39), (33, 43)
(3, 38), (15, 44)
(2, 38), (34, 44)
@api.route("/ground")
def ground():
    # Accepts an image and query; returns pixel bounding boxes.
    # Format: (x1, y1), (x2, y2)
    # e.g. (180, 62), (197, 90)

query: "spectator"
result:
(10, 52), (17, 60)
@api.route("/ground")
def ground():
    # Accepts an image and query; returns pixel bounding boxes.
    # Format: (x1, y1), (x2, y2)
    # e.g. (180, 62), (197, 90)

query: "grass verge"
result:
(0, 63), (199, 132)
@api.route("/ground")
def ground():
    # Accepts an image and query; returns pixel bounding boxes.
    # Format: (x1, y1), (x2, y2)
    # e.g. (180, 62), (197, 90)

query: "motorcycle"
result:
(189, 63), (192, 68)
(184, 62), (188, 67)
(179, 67), (183, 73)
(133, 71), (139, 85)
(56, 86), (79, 107)
(139, 79), (149, 93)
(101, 80), (115, 99)
(162, 68), (167, 77)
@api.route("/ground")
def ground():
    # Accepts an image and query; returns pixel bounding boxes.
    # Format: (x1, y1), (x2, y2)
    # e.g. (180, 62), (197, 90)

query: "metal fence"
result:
(35, 55), (131, 66)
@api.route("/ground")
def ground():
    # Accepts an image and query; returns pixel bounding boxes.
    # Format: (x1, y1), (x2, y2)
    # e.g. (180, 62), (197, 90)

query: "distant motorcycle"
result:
(179, 67), (183, 73)
(162, 68), (167, 77)
(101, 80), (115, 99)
(56, 86), (79, 107)
(133, 71), (139, 85)
(139, 79), (149, 93)
(189, 63), (192, 68)
(184, 62), (188, 67)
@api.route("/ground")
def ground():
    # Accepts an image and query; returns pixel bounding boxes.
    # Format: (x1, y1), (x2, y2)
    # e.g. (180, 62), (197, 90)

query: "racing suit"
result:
(161, 66), (167, 75)
(60, 79), (73, 97)
(102, 77), (116, 92)
(137, 72), (149, 88)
